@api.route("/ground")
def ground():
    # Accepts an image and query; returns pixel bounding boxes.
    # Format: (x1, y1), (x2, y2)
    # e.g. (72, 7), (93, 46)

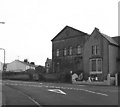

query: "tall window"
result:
(90, 58), (102, 73)
(92, 45), (100, 55)
(69, 47), (72, 55)
(97, 59), (102, 71)
(96, 45), (100, 55)
(92, 46), (96, 55)
(56, 49), (59, 57)
(91, 59), (96, 71)
(63, 48), (67, 56)
(77, 45), (82, 54)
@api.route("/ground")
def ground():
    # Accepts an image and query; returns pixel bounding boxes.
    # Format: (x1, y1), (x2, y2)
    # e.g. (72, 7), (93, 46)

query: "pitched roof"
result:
(46, 58), (52, 62)
(112, 36), (120, 46)
(101, 33), (118, 46)
(51, 26), (88, 41)
(94, 28), (118, 46)
(15, 60), (36, 67)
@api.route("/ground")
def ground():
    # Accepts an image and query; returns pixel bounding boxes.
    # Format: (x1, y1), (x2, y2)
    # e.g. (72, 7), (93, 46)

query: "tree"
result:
(35, 66), (46, 74)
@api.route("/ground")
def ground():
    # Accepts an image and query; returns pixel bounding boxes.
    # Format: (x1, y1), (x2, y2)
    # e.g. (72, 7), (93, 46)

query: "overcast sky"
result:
(0, 0), (119, 65)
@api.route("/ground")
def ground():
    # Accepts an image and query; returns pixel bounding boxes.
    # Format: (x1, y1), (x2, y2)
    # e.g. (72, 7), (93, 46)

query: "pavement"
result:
(1, 80), (119, 106)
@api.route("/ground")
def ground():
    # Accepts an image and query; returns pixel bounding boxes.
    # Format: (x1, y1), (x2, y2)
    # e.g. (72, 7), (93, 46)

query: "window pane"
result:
(56, 49), (59, 56)
(96, 45), (100, 55)
(98, 59), (102, 71)
(92, 60), (96, 71)
(77, 45), (81, 54)
(69, 47), (72, 55)
(92, 46), (95, 55)
(64, 48), (67, 56)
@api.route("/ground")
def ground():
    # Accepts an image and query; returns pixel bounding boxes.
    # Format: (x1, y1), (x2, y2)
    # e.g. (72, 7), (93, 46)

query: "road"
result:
(1, 80), (119, 106)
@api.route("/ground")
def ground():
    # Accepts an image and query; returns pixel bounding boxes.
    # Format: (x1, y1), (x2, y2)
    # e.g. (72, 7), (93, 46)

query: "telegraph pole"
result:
(0, 21), (6, 71)
(0, 48), (6, 71)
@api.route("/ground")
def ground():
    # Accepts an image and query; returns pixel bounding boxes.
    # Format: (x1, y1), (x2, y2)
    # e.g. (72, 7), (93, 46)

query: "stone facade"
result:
(83, 28), (119, 81)
(51, 26), (89, 74)
(51, 26), (120, 82)
(45, 58), (52, 73)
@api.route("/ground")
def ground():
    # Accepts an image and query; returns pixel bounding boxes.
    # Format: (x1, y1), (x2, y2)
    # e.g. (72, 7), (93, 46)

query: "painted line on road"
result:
(78, 88), (108, 96)
(48, 89), (66, 95)
(3, 83), (42, 106)
(4, 80), (43, 85)
(4, 82), (108, 97)
(18, 90), (41, 106)
(78, 85), (85, 86)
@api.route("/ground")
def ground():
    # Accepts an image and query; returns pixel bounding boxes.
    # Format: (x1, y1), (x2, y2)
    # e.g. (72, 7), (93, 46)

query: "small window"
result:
(46, 64), (49, 67)
(56, 49), (60, 57)
(92, 45), (100, 55)
(77, 45), (82, 54)
(69, 47), (72, 55)
(63, 48), (67, 56)
(96, 45), (100, 55)
(92, 45), (96, 55)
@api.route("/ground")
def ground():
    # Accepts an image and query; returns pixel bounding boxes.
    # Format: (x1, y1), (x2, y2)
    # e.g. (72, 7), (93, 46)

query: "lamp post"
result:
(0, 48), (5, 71)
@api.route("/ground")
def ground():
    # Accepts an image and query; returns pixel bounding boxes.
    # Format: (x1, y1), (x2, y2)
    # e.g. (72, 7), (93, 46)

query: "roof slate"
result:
(101, 33), (118, 46)
(112, 36), (120, 46)
(15, 60), (36, 67)
(94, 28), (119, 46)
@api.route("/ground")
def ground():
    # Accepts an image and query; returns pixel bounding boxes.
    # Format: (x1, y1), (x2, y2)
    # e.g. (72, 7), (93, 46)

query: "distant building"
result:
(45, 58), (52, 73)
(51, 26), (120, 82)
(6, 60), (36, 72)
(51, 26), (89, 73)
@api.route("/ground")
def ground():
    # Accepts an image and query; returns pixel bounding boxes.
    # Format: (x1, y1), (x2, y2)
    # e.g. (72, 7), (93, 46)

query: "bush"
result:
(58, 72), (72, 83)
(35, 66), (46, 74)
(83, 73), (89, 81)
(43, 73), (58, 82)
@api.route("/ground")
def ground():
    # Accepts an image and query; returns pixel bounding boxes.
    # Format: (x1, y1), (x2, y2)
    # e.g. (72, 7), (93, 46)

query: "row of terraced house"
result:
(51, 26), (120, 82)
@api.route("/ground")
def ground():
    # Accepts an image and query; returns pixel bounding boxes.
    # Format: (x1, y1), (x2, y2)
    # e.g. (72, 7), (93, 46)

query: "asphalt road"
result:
(1, 80), (119, 106)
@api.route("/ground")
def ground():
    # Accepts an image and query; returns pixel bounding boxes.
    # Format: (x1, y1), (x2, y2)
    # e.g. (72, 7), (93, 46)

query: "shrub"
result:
(58, 72), (72, 83)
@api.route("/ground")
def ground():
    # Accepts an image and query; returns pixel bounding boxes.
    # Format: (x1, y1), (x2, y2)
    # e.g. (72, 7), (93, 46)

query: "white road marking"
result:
(16, 89), (41, 106)
(78, 85), (85, 86)
(77, 88), (108, 96)
(48, 89), (66, 95)
(4, 81), (108, 97)
(4, 80), (43, 85)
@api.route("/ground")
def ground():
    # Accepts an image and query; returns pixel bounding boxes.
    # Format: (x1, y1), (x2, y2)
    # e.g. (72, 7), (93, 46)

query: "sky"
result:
(0, 0), (119, 66)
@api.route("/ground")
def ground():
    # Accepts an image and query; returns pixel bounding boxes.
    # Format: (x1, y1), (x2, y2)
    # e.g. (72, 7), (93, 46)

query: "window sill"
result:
(90, 72), (102, 74)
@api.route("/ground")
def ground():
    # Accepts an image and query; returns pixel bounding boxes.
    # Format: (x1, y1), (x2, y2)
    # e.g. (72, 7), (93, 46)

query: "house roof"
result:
(46, 58), (52, 63)
(51, 25), (89, 41)
(15, 60), (36, 67)
(94, 28), (119, 46)
(112, 36), (120, 46)
(101, 33), (118, 46)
